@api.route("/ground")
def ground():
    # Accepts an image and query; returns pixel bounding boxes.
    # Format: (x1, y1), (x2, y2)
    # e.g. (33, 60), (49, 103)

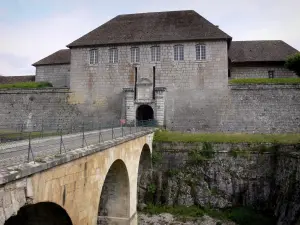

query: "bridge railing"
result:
(0, 119), (156, 169)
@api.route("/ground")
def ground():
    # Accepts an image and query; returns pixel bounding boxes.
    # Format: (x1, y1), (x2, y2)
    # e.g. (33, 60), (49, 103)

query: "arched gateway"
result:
(136, 105), (154, 121)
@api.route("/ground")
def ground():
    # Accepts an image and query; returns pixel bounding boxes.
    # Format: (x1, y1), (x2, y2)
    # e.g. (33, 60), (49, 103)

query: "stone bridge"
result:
(0, 129), (154, 225)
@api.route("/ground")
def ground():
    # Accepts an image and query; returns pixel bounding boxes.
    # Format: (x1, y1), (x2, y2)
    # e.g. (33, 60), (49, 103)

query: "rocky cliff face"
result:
(138, 142), (300, 225)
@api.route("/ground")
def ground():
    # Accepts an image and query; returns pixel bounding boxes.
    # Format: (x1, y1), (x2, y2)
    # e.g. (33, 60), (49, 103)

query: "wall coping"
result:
(0, 88), (71, 94)
(0, 130), (154, 185)
(229, 84), (300, 90)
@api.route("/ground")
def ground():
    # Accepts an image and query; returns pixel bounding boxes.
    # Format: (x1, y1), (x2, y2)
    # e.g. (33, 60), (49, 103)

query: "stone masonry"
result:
(231, 66), (297, 79)
(166, 84), (300, 133)
(69, 41), (228, 124)
(0, 88), (80, 131)
(36, 64), (70, 88)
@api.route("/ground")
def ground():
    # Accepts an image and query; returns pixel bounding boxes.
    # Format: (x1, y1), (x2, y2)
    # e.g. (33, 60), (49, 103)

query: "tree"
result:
(285, 53), (300, 77)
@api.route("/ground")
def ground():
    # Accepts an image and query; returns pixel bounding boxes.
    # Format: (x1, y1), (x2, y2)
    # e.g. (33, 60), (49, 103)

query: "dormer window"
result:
(196, 44), (206, 60)
(174, 45), (184, 61)
(131, 47), (140, 63)
(89, 49), (98, 65)
(109, 48), (118, 63)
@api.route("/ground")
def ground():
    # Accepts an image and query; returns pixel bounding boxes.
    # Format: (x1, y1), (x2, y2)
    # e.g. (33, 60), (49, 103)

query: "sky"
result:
(0, 0), (299, 76)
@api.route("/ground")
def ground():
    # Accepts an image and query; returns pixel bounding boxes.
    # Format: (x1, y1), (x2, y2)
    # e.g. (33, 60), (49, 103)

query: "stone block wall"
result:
(166, 84), (300, 133)
(0, 89), (81, 131)
(0, 84), (299, 133)
(36, 64), (70, 88)
(230, 66), (296, 79)
(0, 177), (33, 224)
(69, 40), (228, 121)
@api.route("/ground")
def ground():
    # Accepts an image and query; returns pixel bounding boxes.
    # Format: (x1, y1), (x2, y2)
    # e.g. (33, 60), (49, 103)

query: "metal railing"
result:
(0, 119), (157, 169)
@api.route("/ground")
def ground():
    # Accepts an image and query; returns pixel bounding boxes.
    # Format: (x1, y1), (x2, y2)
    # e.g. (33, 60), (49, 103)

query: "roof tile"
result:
(229, 40), (299, 62)
(68, 10), (231, 47)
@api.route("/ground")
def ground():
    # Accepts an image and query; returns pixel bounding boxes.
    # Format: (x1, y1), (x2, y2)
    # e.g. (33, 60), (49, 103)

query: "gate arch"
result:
(136, 105), (154, 121)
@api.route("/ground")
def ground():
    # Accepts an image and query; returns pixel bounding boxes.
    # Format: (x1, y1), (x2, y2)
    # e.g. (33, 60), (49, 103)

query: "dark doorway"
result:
(136, 105), (154, 122)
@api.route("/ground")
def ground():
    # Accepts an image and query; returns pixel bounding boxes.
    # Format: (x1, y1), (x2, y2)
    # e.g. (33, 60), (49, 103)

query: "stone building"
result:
(33, 49), (70, 87)
(229, 40), (298, 79)
(32, 10), (299, 127)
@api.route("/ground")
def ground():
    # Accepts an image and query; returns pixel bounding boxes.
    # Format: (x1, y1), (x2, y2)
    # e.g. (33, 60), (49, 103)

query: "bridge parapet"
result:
(0, 129), (155, 225)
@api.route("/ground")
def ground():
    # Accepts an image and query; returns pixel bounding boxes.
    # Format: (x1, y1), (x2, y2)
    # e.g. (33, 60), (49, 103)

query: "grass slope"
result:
(0, 82), (53, 89)
(154, 130), (300, 144)
(229, 78), (300, 85)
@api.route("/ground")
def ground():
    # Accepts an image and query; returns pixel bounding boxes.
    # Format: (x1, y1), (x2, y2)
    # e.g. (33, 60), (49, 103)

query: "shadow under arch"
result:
(4, 202), (72, 225)
(137, 143), (152, 207)
(98, 159), (130, 224)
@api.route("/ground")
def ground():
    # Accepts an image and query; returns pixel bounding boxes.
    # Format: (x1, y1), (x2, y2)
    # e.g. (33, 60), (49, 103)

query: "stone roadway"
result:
(0, 126), (145, 169)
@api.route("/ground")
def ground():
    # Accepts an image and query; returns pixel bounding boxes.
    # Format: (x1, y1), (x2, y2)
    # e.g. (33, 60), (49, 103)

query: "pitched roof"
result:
(67, 10), (231, 47)
(229, 40), (299, 63)
(0, 75), (35, 84)
(32, 49), (70, 66)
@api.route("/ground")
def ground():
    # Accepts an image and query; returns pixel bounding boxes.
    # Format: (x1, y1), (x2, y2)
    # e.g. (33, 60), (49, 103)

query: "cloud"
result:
(0, 8), (104, 75)
(1, 0), (300, 76)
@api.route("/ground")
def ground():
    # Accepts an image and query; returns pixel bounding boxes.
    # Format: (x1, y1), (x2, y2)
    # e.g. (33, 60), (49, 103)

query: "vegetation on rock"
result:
(140, 205), (276, 225)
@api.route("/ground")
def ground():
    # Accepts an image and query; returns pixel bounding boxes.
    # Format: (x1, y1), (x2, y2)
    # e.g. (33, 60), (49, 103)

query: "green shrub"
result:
(142, 204), (204, 218)
(166, 168), (180, 177)
(0, 81), (53, 89)
(229, 77), (300, 84)
(152, 150), (163, 165)
(285, 53), (300, 76)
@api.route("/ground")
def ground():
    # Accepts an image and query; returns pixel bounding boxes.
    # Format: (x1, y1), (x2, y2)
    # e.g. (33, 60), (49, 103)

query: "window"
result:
(109, 48), (118, 63)
(268, 70), (274, 78)
(131, 47), (140, 63)
(174, 45), (184, 61)
(89, 49), (98, 65)
(196, 44), (206, 60)
(151, 46), (160, 61)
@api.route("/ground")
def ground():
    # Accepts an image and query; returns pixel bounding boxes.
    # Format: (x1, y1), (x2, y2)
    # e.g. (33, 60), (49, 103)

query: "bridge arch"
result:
(4, 202), (72, 225)
(98, 159), (130, 224)
(137, 143), (152, 206)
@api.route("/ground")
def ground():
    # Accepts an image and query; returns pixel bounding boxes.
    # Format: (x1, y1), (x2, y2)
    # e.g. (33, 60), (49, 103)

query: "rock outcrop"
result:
(138, 142), (300, 225)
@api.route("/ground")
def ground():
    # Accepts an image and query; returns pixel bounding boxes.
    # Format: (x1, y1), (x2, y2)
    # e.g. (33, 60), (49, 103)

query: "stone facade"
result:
(70, 41), (228, 124)
(230, 66), (297, 79)
(36, 64), (70, 87)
